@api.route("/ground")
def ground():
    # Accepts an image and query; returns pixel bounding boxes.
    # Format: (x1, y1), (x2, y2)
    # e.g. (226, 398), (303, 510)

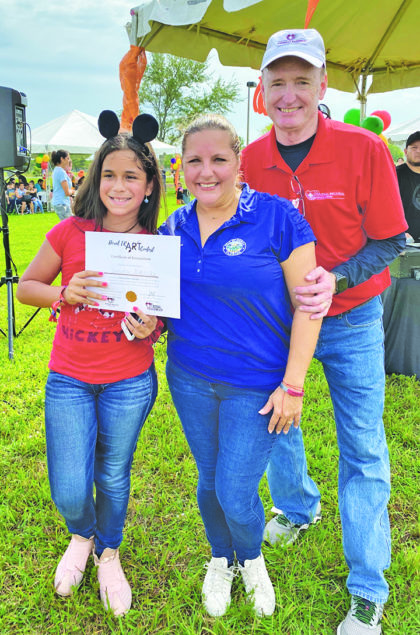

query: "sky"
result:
(2, 0), (420, 149)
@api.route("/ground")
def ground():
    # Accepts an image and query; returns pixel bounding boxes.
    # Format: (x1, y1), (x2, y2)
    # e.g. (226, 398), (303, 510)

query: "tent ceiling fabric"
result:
(128, 0), (420, 94)
(31, 109), (176, 156)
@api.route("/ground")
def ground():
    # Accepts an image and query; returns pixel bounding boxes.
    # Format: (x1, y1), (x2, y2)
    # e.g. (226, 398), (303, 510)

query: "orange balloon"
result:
(379, 133), (389, 146)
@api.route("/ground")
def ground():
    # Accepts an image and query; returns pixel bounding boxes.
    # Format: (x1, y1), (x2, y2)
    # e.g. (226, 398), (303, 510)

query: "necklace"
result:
(122, 221), (140, 233)
(103, 220), (140, 233)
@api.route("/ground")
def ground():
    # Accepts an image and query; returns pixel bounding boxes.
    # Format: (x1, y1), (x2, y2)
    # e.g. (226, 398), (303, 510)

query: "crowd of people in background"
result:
(4, 142), (410, 219)
(5, 160), (87, 218)
(6, 176), (45, 214)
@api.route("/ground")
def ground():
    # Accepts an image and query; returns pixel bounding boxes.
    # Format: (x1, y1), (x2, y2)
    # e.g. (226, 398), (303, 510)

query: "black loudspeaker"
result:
(0, 86), (28, 169)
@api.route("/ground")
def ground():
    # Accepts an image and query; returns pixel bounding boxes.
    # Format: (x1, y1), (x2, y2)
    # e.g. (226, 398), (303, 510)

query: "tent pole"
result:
(359, 75), (368, 122)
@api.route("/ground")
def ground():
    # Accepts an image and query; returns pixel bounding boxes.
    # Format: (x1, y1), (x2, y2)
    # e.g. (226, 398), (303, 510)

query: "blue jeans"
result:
(32, 198), (43, 213)
(267, 296), (391, 603)
(45, 366), (158, 555)
(166, 359), (279, 562)
(53, 203), (71, 220)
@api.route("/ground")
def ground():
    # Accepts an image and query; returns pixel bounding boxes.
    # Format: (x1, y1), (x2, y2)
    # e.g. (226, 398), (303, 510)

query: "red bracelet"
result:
(282, 380), (304, 391)
(280, 382), (305, 397)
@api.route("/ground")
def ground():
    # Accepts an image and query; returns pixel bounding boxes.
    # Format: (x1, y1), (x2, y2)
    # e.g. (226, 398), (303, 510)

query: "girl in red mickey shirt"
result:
(17, 112), (164, 616)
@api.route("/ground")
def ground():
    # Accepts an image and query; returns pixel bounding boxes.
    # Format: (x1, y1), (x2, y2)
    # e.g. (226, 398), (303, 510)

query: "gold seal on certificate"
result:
(85, 232), (180, 318)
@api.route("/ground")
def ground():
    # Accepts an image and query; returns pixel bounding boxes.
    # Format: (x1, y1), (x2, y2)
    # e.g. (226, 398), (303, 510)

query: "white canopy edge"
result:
(128, 0), (263, 44)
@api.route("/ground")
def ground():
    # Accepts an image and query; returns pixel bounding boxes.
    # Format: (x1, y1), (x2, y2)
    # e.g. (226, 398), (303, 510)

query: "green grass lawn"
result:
(0, 200), (419, 634)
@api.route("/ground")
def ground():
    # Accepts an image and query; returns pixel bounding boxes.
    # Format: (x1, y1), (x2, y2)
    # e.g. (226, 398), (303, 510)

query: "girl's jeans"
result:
(45, 365), (158, 555)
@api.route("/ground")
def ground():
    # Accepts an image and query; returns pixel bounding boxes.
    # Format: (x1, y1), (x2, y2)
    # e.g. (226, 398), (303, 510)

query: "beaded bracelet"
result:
(49, 286), (68, 323)
(280, 382), (305, 398)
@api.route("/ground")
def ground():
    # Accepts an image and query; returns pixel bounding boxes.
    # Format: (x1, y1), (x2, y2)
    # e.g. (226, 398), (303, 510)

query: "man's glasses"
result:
(290, 175), (306, 217)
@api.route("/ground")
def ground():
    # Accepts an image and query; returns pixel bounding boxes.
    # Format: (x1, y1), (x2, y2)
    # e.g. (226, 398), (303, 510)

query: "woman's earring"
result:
(144, 196), (149, 204)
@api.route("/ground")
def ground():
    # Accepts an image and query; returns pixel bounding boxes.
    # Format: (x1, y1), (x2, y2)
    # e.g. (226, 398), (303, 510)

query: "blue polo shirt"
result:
(159, 184), (316, 390)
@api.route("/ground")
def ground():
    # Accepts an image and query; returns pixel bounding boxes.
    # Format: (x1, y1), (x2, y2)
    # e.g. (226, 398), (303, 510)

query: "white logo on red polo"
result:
(305, 190), (345, 201)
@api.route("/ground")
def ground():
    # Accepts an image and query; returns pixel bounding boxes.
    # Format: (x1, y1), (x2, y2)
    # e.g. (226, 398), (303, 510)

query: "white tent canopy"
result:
(387, 116), (420, 145)
(31, 109), (176, 157)
(31, 110), (104, 154)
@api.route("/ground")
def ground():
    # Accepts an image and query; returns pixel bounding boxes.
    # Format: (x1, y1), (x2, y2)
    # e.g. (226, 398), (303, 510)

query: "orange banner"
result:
(304, 0), (320, 28)
(119, 45), (147, 132)
(253, 78), (267, 116)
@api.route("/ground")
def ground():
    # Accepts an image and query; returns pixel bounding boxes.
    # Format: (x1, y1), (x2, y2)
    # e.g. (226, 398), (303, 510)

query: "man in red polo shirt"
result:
(241, 28), (407, 635)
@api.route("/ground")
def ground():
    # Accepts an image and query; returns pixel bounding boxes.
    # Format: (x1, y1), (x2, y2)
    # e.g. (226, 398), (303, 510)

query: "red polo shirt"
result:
(241, 112), (407, 315)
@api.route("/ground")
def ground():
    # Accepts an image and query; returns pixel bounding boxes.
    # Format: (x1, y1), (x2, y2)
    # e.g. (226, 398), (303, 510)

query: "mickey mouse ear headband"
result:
(98, 110), (159, 154)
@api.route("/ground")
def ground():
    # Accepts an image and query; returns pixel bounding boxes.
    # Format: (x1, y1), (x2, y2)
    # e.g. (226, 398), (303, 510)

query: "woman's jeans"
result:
(166, 359), (279, 562)
(53, 203), (71, 220)
(267, 296), (391, 603)
(45, 366), (158, 555)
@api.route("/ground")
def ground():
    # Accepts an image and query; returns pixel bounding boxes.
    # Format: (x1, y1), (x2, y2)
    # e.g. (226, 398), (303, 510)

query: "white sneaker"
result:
(202, 557), (235, 617)
(238, 554), (275, 616)
(337, 596), (384, 635)
(264, 502), (322, 546)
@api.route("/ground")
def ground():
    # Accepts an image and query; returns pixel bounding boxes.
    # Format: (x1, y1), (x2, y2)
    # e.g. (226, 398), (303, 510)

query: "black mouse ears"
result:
(98, 110), (159, 152)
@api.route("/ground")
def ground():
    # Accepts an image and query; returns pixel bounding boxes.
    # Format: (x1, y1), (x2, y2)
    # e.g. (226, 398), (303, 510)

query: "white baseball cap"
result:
(261, 28), (326, 71)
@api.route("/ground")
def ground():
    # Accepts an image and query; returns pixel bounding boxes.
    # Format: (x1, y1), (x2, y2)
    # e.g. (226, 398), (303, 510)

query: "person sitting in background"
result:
(27, 181), (44, 213)
(6, 180), (17, 214)
(35, 179), (44, 193)
(16, 183), (34, 214)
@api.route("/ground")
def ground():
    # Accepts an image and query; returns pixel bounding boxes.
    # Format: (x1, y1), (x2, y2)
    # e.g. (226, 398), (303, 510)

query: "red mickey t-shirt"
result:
(47, 217), (154, 383)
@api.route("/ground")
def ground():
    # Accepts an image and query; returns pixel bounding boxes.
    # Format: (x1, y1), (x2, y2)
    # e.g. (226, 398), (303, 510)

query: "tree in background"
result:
(138, 53), (241, 143)
(387, 141), (404, 163)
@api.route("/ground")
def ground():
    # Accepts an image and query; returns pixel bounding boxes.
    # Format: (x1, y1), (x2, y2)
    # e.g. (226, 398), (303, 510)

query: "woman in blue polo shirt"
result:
(160, 114), (322, 618)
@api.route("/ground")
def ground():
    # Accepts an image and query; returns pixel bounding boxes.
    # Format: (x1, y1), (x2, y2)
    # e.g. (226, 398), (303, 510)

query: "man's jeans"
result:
(267, 296), (391, 603)
(45, 366), (157, 555)
(166, 358), (279, 563)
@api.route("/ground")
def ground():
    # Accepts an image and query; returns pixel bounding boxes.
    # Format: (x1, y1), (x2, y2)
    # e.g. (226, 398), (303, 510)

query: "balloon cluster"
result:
(35, 153), (50, 170)
(170, 156), (181, 170)
(343, 109), (391, 145)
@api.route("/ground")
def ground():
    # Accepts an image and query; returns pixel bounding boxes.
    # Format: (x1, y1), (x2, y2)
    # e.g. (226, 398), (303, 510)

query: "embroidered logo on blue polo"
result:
(223, 238), (246, 256)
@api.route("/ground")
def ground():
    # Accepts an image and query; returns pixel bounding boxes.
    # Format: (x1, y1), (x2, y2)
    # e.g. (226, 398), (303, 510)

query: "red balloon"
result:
(41, 161), (48, 169)
(370, 110), (391, 131)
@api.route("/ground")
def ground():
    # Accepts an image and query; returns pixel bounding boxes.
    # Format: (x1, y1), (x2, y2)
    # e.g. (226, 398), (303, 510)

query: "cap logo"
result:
(276, 34), (307, 46)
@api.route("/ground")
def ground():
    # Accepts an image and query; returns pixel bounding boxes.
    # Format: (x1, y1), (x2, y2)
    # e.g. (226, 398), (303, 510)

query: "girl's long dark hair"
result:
(73, 134), (162, 234)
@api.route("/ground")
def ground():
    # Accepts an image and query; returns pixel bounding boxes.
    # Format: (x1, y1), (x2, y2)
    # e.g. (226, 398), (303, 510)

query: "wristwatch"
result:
(333, 272), (348, 294)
